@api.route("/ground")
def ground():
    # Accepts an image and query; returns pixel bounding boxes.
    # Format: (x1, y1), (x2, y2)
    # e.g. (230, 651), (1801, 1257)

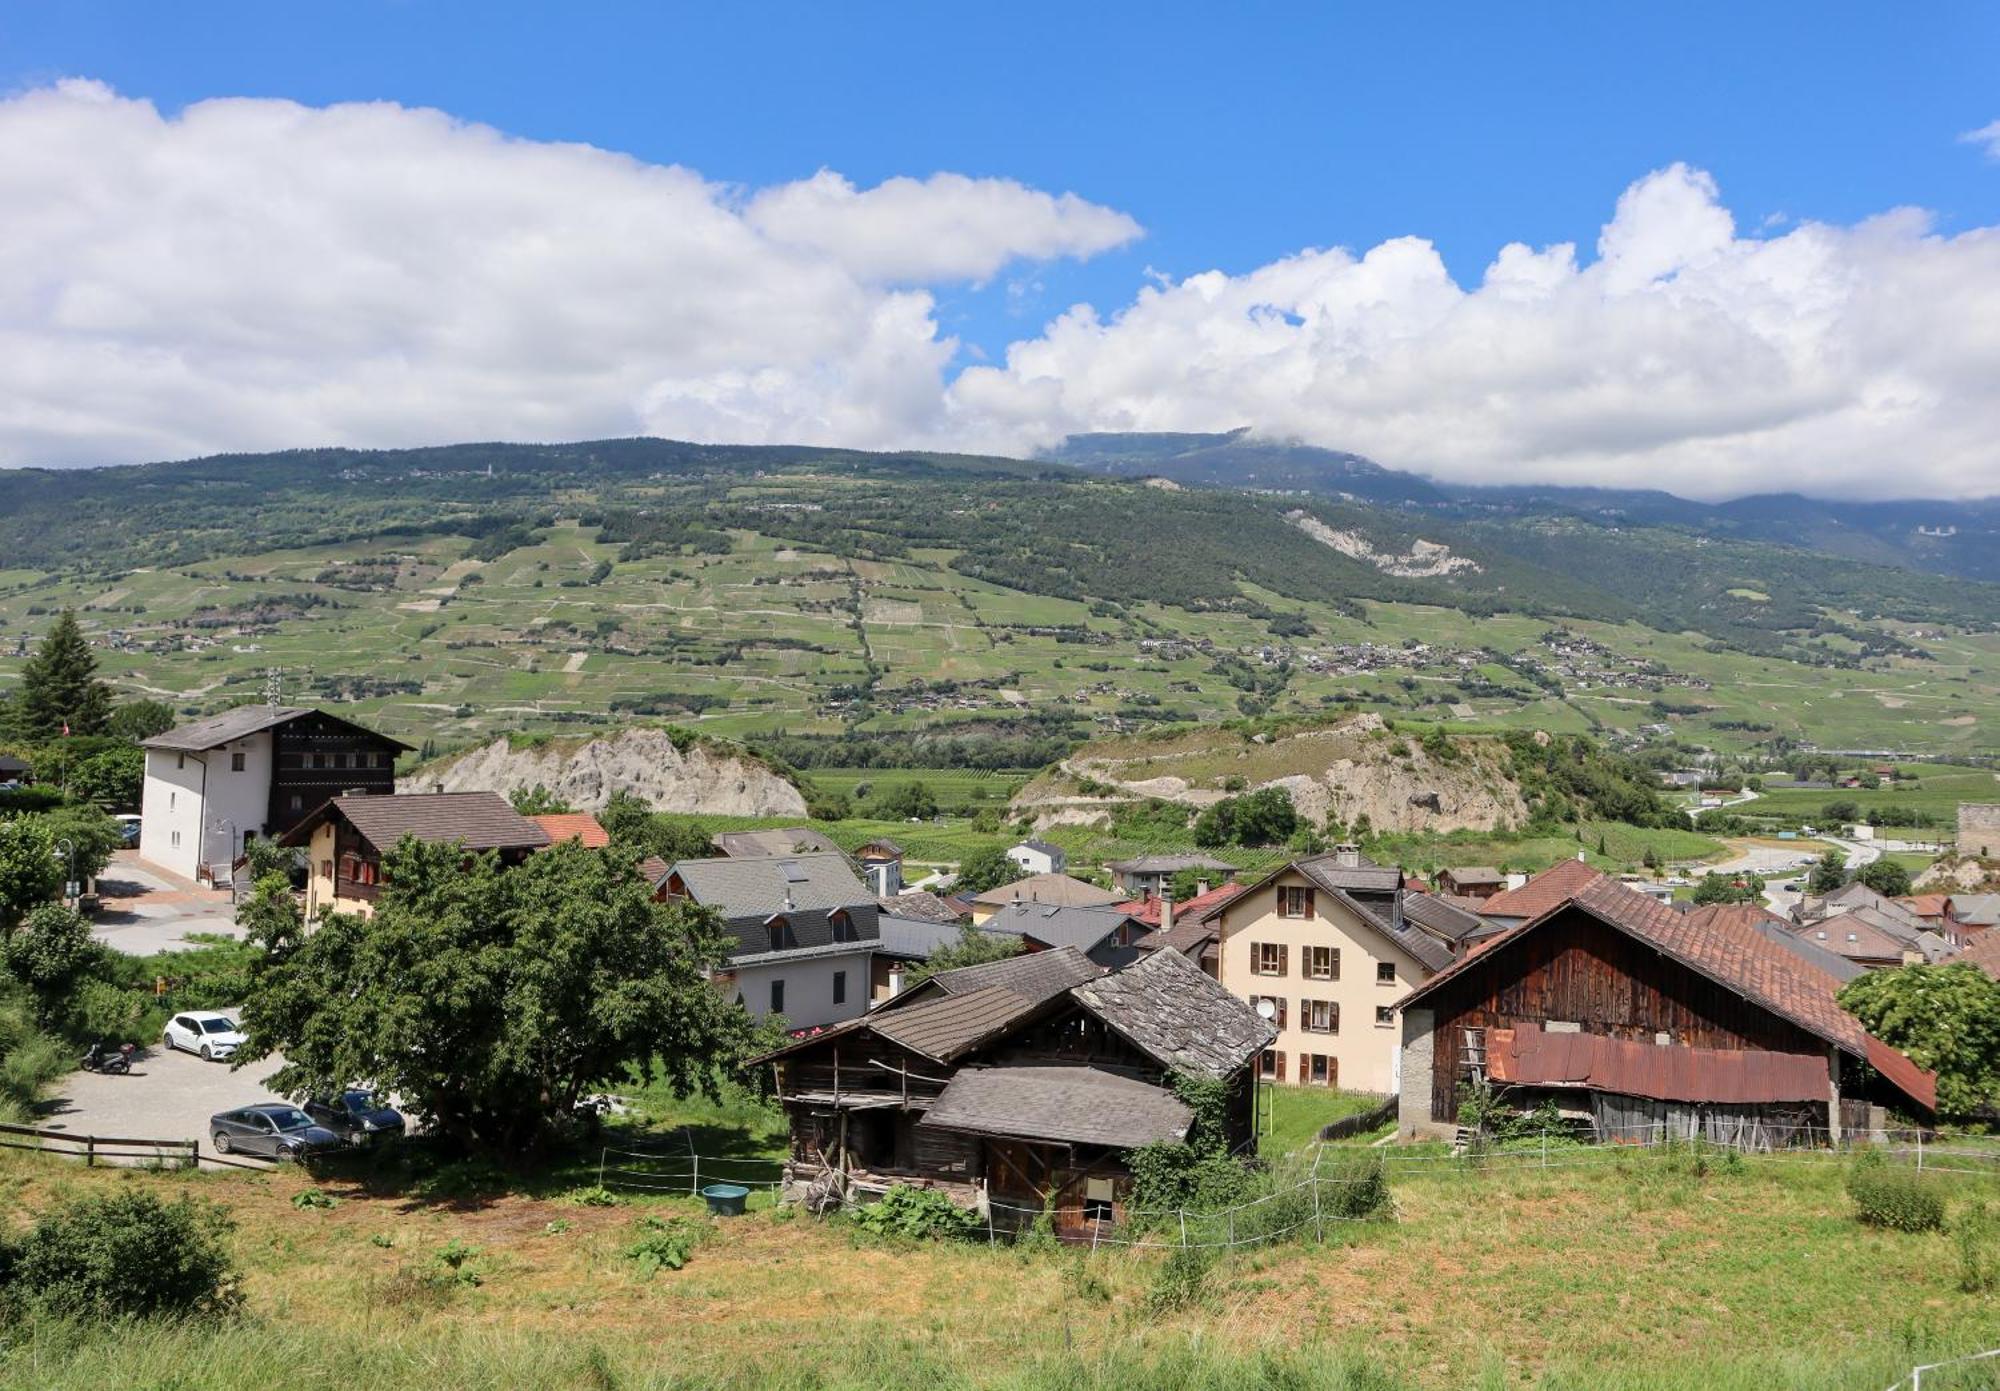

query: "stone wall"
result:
(1960, 803), (2000, 859)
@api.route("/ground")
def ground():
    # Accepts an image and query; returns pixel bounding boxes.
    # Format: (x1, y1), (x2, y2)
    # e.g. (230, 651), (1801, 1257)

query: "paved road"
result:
(40, 1042), (290, 1169)
(91, 852), (243, 955)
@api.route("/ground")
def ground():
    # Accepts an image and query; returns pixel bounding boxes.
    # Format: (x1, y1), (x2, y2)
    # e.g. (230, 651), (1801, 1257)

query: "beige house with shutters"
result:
(1213, 848), (1456, 1096)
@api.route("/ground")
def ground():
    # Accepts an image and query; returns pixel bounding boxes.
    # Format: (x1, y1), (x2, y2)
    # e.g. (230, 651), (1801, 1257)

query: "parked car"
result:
(162, 1010), (246, 1061)
(304, 1089), (406, 1144)
(209, 1104), (341, 1161)
(114, 814), (141, 846)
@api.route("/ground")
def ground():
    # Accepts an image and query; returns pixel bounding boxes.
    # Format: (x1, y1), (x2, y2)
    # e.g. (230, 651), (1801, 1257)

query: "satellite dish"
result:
(1255, 998), (1277, 1021)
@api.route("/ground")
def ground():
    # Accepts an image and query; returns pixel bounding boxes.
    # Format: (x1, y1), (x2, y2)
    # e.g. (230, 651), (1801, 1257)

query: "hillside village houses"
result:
(1004, 838), (1065, 876)
(281, 791), (550, 918)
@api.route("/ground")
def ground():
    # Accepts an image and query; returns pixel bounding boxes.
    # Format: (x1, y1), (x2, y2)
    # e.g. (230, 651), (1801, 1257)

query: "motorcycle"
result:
(78, 1042), (135, 1076)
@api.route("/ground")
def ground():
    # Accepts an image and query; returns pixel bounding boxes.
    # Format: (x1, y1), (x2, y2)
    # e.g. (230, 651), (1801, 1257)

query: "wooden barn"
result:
(759, 945), (1275, 1239)
(1395, 879), (1936, 1146)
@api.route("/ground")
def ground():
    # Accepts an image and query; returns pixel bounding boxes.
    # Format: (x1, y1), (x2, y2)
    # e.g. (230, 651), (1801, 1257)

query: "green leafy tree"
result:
(1856, 859), (1913, 898)
(1809, 847), (1848, 895)
(908, 924), (1022, 983)
(5, 904), (97, 1024)
(507, 783), (574, 815)
(954, 844), (1025, 896)
(1692, 871), (1764, 906)
(599, 790), (711, 863)
(34, 807), (122, 886)
(1193, 786), (1298, 848)
(13, 611), (111, 740)
(238, 838), (744, 1154)
(1839, 964), (2000, 1117)
(867, 781), (938, 821)
(0, 818), (61, 931)
(68, 745), (143, 810)
(241, 838), (299, 882)
(105, 700), (177, 742)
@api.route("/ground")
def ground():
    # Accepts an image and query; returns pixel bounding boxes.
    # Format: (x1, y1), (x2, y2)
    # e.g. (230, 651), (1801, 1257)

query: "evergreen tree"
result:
(15, 612), (111, 739)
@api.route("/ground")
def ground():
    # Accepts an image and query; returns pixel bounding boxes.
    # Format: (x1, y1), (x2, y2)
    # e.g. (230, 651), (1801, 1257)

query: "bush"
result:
(1144, 1245), (1215, 1314)
(1955, 1201), (1998, 1293)
(1316, 1151), (1392, 1221)
(848, 1184), (982, 1242)
(1126, 1142), (1253, 1216)
(625, 1215), (702, 1275)
(0, 1190), (238, 1319)
(1846, 1151), (1945, 1232)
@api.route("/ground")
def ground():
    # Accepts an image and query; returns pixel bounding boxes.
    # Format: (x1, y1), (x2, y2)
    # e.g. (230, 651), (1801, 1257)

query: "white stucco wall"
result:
(137, 732), (275, 881)
(724, 952), (874, 1029)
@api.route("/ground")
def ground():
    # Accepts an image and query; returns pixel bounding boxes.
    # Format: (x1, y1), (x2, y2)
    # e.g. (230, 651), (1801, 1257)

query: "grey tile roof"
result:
(143, 704), (409, 753)
(969, 872), (1123, 909)
(1012, 838), (1064, 856)
(1296, 853), (1403, 895)
(667, 853), (872, 916)
(1333, 888), (1455, 974)
(919, 1065), (1193, 1150)
(282, 792), (550, 852)
(710, 827), (843, 858)
(1070, 947), (1277, 1078)
(979, 900), (1140, 956)
(727, 939), (877, 969)
(1401, 890), (1487, 945)
(874, 915), (968, 960)
(920, 944), (1101, 1004)
(876, 890), (964, 925)
(1954, 894), (2000, 927)
(872, 985), (1044, 1061)
(1106, 854), (1239, 875)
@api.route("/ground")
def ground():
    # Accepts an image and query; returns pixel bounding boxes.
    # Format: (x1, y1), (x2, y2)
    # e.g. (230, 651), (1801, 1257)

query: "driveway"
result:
(38, 1043), (291, 1169)
(92, 851), (243, 955)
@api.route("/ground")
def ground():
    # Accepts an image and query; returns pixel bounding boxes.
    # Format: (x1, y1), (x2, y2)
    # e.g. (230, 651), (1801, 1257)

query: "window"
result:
(1302, 999), (1339, 1034)
(829, 910), (856, 942)
(170, 830), (181, 848)
(1303, 1053), (1337, 1087)
(333, 753), (349, 770)
(1376, 960), (1398, 985)
(1250, 942), (1287, 976)
(312, 753), (326, 770)
(1259, 1049), (1286, 1082)
(177, 754), (186, 770)
(1279, 885), (1315, 919)
(832, 970), (847, 1006)
(377, 752), (393, 769)
(768, 918), (796, 951)
(230, 751), (245, 772)
(1248, 994), (1287, 1030)
(319, 861), (333, 880)
(1375, 1006), (1395, 1027)
(769, 980), (785, 1015)
(1305, 945), (1339, 980)
(290, 795), (303, 813)
(1083, 1177), (1115, 1224)
(169, 791), (176, 810)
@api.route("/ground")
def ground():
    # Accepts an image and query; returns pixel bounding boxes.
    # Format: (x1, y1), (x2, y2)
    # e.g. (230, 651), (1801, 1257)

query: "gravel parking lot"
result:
(39, 1043), (292, 1168)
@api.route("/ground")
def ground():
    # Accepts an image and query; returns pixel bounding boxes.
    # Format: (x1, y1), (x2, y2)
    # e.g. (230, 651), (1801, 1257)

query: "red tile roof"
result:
(1114, 881), (1245, 928)
(1900, 895), (1950, 919)
(530, 813), (610, 849)
(1960, 931), (2000, 980)
(1476, 858), (1606, 919)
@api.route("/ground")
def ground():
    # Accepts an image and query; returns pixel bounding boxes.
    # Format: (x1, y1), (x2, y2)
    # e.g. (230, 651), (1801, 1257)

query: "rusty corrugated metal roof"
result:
(1488, 1022), (1831, 1105)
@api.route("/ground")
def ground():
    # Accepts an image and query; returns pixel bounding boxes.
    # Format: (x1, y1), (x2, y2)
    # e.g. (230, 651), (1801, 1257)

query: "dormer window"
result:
(830, 909), (856, 943)
(767, 916), (796, 951)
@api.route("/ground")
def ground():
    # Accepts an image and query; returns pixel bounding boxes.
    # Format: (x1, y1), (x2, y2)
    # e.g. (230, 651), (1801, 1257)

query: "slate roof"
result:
(143, 704), (410, 752)
(727, 938), (878, 970)
(1400, 890), (1488, 946)
(1476, 858), (1606, 920)
(280, 792), (550, 852)
(1011, 838), (1064, 857)
(919, 1066), (1192, 1150)
(530, 813), (609, 848)
(663, 852), (880, 959)
(1106, 854), (1239, 875)
(710, 827), (843, 858)
(1295, 852), (1402, 895)
(980, 900), (1142, 958)
(1400, 875), (1936, 1112)
(1070, 947), (1276, 1077)
(871, 985), (1043, 1061)
(918, 944), (1101, 1005)
(876, 889), (965, 926)
(1952, 894), (2000, 927)
(969, 872), (1123, 909)
(874, 914), (968, 961)
(1443, 866), (1504, 886)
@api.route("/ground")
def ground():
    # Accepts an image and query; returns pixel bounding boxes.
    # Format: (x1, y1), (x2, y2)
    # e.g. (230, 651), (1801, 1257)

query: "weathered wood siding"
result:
(1424, 905), (1822, 1122)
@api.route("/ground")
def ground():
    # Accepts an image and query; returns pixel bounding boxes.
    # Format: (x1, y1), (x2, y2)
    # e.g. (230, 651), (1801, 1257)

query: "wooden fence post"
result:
(84, 1135), (94, 1168)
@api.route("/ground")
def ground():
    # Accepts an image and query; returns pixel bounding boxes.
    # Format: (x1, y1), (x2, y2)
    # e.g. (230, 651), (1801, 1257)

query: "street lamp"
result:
(54, 837), (76, 904)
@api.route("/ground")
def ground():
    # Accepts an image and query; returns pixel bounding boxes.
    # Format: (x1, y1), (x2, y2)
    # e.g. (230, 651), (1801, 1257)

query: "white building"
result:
(1006, 838), (1066, 876)
(138, 706), (406, 883)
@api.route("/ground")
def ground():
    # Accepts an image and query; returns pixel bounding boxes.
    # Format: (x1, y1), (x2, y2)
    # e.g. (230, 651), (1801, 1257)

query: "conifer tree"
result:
(15, 611), (111, 739)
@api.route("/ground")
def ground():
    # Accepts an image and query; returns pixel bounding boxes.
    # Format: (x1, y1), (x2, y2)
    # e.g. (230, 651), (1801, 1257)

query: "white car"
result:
(162, 1010), (246, 1061)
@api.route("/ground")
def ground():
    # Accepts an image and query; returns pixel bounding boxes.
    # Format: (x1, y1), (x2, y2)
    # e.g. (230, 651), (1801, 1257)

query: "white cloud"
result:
(950, 163), (2000, 499)
(1963, 119), (2000, 160)
(0, 80), (1136, 466)
(2, 81), (1998, 501)
(744, 170), (1139, 283)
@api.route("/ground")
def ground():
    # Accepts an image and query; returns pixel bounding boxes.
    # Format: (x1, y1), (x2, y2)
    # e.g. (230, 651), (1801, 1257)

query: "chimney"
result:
(1333, 843), (1361, 868)
(433, 782), (445, 795)
(1160, 891), (1175, 933)
(1195, 878), (1211, 898)
(888, 964), (906, 997)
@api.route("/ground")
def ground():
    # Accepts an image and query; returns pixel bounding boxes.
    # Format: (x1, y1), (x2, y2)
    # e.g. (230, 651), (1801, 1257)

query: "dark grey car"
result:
(209, 1103), (341, 1161)
(304, 1089), (406, 1144)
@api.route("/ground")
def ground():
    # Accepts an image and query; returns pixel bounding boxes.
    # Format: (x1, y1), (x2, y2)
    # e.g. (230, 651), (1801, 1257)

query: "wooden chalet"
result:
(759, 946), (1275, 1239)
(1395, 877), (1937, 1147)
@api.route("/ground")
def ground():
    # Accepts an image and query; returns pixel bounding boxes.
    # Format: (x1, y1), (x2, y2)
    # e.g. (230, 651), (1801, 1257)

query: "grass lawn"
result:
(1262, 1086), (1390, 1154)
(5, 1136), (2000, 1389)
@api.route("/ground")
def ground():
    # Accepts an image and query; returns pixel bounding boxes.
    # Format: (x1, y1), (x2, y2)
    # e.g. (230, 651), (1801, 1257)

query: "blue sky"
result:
(2, 4), (1998, 495)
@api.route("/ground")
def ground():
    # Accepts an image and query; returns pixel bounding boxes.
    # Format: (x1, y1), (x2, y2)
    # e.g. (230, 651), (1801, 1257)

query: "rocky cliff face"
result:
(1012, 714), (1527, 835)
(403, 728), (807, 817)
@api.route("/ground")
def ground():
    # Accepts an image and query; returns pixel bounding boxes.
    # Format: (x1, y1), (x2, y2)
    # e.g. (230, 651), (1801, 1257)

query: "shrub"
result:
(1316, 1151), (1392, 1222)
(848, 1184), (982, 1242)
(1955, 1202), (1998, 1294)
(1126, 1142), (1252, 1216)
(566, 1185), (623, 1208)
(291, 1187), (337, 1210)
(0, 1190), (238, 1319)
(1145, 1245), (1214, 1314)
(625, 1215), (702, 1275)
(1846, 1151), (1945, 1232)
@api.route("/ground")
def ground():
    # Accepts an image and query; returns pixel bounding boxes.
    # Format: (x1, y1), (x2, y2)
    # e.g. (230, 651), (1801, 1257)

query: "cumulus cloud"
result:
(0, 80), (1135, 466)
(3, 80), (1998, 501)
(951, 163), (2000, 499)
(744, 170), (1140, 283)
(1963, 119), (2000, 160)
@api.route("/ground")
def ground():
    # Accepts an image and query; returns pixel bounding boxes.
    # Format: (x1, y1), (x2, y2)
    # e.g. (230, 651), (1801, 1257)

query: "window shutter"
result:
(1330, 948), (1340, 981)
(1301, 888), (1315, 918)
(1278, 997), (1288, 1030)
(1280, 944), (1290, 976)
(1330, 1002), (1340, 1035)
(1276, 1051), (1286, 1081)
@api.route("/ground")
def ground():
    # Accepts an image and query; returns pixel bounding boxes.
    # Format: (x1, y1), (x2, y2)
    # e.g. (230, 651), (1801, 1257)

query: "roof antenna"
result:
(264, 666), (282, 708)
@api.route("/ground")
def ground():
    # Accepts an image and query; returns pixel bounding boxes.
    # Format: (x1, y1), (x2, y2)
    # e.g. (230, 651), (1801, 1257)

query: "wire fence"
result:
(595, 1138), (786, 1197)
(1883, 1346), (2000, 1391)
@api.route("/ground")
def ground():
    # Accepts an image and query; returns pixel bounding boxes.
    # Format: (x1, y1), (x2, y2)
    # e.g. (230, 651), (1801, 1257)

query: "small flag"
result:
(61, 721), (70, 737)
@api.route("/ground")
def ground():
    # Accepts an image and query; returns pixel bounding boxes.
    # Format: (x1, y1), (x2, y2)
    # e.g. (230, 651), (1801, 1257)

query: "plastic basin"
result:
(700, 1183), (749, 1216)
